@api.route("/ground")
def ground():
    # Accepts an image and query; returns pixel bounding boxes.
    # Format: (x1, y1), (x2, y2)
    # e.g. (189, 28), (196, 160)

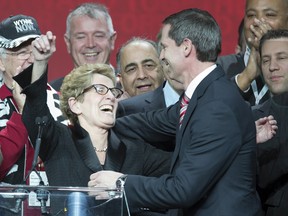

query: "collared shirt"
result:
(244, 45), (250, 66)
(185, 64), (217, 99)
(163, 81), (181, 107)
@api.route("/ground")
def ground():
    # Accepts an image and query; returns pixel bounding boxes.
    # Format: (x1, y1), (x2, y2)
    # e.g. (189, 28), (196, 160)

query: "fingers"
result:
(255, 117), (265, 126)
(248, 18), (272, 49)
(32, 31), (56, 53)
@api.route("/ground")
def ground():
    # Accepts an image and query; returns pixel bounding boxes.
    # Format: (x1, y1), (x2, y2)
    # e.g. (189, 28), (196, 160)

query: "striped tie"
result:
(179, 94), (190, 127)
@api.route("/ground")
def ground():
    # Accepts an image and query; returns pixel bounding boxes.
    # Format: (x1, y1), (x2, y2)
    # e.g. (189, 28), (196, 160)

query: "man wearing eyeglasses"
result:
(0, 14), (64, 187)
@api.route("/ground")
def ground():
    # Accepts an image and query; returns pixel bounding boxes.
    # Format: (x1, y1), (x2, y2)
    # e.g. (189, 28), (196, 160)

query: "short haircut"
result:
(162, 8), (221, 62)
(259, 29), (288, 57)
(65, 3), (114, 39)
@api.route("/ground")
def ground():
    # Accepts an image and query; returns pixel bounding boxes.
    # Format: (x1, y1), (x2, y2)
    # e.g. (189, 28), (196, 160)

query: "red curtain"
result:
(1, 0), (245, 81)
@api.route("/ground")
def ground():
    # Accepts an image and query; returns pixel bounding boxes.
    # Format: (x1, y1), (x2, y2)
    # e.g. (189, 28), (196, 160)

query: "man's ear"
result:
(68, 97), (81, 115)
(0, 58), (6, 72)
(110, 31), (117, 50)
(182, 38), (193, 57)
(64, 34), (71, 54)
(117, 73), (125, 91)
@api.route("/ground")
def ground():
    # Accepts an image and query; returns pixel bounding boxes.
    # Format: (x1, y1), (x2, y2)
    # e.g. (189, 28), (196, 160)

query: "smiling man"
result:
(116, 37), (164, 97)
(253, 29), (288, 216)
(50, 3), (117, 91)
(217, 0), (288, 106)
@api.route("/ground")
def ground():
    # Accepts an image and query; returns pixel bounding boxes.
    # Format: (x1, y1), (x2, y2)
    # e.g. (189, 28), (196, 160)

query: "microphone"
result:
(11, 188), (29, 213)
(32, 116), (48, 169)
(35, 184), (50, 215)
(23, 116), (50, 215)
(66, 192), (89, 216)
(25, 116), (48, 182)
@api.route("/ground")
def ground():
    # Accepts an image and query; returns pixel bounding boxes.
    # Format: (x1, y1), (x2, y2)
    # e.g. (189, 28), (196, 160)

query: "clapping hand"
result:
(256, 115), (278, 144)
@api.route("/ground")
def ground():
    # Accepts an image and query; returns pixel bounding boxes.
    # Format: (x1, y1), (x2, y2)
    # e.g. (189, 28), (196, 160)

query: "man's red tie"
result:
(179, 94), (190, 127)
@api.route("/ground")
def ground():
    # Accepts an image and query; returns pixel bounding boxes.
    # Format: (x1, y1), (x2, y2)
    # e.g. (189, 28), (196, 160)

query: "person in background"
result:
(116, 37), (164, 98)
(253, 29), (288, 216)
(217, 0), (288, 106)
(0, 14), (63, 184)
(50, 2), (117, 91)
(235, 18), (246, 54)
(14, 31), (171, 215)
(89, 8), (264, 215)
(116, 37), (181, 118)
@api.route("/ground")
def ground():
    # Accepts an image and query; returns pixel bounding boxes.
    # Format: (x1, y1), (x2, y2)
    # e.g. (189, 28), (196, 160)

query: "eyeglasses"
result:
(3, 50), (32, 60)
(79, 84), (123, 99)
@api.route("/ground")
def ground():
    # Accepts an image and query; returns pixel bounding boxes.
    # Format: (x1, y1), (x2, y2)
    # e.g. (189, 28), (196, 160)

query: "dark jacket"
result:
(253, 93), (288, 216)
(14, 65), (171, 215)
(114, 65), (262, 216)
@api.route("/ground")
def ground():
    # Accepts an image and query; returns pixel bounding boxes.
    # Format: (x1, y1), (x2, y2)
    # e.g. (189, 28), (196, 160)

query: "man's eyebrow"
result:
(124, 62), (137, 70)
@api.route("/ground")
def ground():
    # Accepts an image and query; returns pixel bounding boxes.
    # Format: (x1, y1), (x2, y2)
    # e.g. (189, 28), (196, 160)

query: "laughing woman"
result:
(13, 32), (171, 189)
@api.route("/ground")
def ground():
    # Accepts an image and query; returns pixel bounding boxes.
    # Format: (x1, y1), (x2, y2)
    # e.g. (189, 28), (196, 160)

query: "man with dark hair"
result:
(254, 29), (288, 215)
(89, 8), (263, 216)
(218, 0), (288, 106)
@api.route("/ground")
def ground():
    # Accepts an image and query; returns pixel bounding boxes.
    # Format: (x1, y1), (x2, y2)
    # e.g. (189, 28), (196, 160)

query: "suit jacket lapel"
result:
(104, 130), (126, 171)
(72, 124), (102, 172)
(72, 124), (126, 172)
(170, 66), (225, 171)
(144, 84), (166, 112)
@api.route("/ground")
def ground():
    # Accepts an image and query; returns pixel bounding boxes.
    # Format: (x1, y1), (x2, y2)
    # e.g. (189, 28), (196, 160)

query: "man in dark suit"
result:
(117, 80), (180, 117)
(217, 0), (288, 106)
(253, 29), (288, 216)
(89, 8), (262, 216)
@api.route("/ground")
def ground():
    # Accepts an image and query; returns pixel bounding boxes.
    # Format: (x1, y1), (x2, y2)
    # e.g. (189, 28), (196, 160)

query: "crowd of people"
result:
(0, 0), (287, 215)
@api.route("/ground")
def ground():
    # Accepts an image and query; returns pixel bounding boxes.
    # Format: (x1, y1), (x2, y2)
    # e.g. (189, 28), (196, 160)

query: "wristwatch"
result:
(116, 174), (128, 189)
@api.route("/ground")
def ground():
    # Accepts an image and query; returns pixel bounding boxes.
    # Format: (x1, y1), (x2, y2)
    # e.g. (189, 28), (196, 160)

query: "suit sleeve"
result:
(142, 143), (172, 177)
(123, 101), (244, 209)
(114, 104), (178, 148)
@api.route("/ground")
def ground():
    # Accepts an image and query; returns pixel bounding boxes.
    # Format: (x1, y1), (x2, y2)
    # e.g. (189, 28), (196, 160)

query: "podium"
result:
(0, 183), (124, 216)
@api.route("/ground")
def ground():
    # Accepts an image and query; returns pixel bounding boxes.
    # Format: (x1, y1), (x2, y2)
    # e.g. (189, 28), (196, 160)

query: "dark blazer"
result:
(117, 83), (166, 117)
(117, 82), (177, 151)
(14, 66), (171, 186)
(217, 53), (270, 105)
(14, 66), (171, 215)
(115, 65), (262, 216)
(252, 93), (288, 216)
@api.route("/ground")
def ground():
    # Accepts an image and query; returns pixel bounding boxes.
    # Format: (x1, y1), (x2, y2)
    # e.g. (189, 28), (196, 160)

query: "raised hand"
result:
(30, 31), (56, 82)
(32, 31), (56, 62)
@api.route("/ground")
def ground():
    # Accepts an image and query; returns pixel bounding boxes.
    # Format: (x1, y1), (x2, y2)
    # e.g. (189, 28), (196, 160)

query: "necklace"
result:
(93, 146), (108, 152)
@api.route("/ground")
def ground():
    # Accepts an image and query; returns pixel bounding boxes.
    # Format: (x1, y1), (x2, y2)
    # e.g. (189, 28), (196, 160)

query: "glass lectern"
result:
(0, 183), (123, 216)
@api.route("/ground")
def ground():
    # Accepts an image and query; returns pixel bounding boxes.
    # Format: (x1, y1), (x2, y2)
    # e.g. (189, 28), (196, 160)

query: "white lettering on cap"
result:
(13, 19), (36, 33)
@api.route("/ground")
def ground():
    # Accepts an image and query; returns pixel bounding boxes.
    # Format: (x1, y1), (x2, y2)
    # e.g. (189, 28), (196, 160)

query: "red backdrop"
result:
(1, 0), (245, 81)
